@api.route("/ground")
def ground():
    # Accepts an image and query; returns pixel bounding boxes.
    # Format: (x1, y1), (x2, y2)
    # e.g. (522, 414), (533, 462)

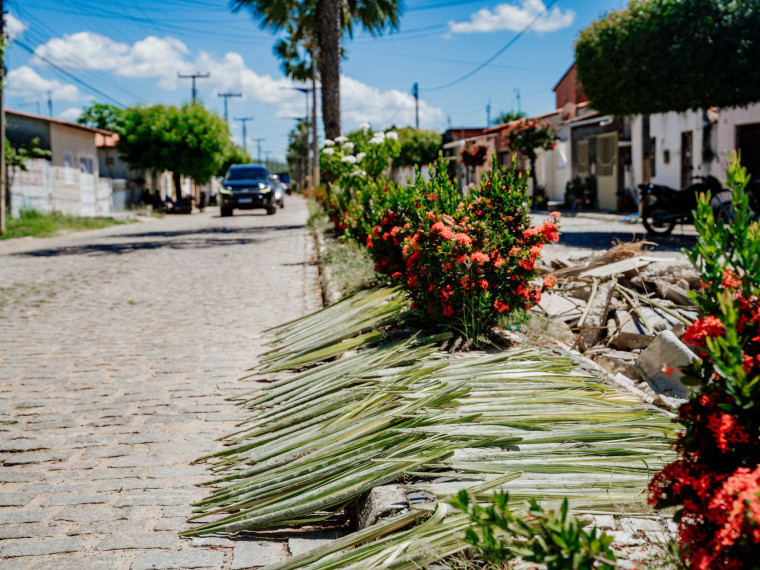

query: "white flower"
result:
(341, 155), (357, 164)
(369, 132), (385, 145)
(342, 142), (355, 151)
(356, 152), (366, 162)
(359, 122), (370, 132)
(385, 131), (398, 141)
(323, 139), (335, 147)
(335, 135), (348, 144)
(351, 169), (367, 177)
(322, 147), (335, 155)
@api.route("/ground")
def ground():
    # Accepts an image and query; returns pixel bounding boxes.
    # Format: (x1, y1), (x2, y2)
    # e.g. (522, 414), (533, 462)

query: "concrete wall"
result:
(50, 123), (100, 178)
(716, 102), (760, 178)
(632, 110), (718, 190)
(9, 159), (112, 217)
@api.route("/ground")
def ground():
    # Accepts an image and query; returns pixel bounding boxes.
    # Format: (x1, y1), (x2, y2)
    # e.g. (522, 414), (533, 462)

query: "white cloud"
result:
(449, 0), (574, 34)
(30, 31), (445, 131)
(6, 66), (80, 102)
(33, 32), (191, 89)
(5, 13), (27, 40)
(341, 76), (444, 130)
(58, 107), (84, 123)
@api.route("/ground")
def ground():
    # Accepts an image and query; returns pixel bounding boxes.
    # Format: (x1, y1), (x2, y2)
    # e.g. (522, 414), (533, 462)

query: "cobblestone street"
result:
(0, 198), (321, 569)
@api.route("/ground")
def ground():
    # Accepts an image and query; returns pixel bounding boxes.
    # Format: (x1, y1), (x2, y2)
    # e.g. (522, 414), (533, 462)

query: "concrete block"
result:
(288, 532), (344, 557)
(634, 331), (699, 407)
(231, 540), (288, 569)
(611, 310), (653, 350)
(534, 294), (585, 321)
(356, 485), (409, 529)
(592, 350), (640, 380)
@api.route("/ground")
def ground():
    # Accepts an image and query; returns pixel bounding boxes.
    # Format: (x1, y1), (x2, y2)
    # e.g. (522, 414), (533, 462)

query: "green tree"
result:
(119, 104), (230, 198)
(493, 110), (525, 126)
(287, 119), (310, 189)
(231, 0), (403, 140)
(574, 0), (760, 116)
(77, 103), (126, 136)
(4, 137), (52, 215)
(504, 118), (556, 199)
(219, 142), (252, 178)
(394, 127), (441, 168)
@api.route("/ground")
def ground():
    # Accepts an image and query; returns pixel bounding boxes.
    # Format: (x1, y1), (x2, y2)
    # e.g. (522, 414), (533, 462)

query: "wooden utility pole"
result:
(1, 0), (6, 235)
(178, 72), (210, 104)
(218, 92), (241, 124)
(413, 82), (419, 129)
(252, 138), (265, 164)
(235, 117), (253, 152)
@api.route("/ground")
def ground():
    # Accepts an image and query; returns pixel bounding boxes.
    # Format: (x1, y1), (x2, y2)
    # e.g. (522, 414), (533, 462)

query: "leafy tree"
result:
(493, 110), (525, 125)
(77, 103), (126, 136)
(287, 119), (310, 189)
(575, 0), (760, 116)
(231, 0), (403, 140)
(504, 118), (556, 198)
(4, 137), (52, 214)
(394, 127), (441, 168)
(119, 104), (229, 198)
(219, 142), (252, 178)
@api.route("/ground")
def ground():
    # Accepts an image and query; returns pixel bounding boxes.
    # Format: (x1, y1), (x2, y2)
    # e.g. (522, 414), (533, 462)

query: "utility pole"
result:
(234, 117), (253, 152)
(514, 87), (521, 115)
(178, 71), (210, 104)
(218, 92), (241, 124)
(252, 138), (265, 164)
(412, 82), (419, 129)
(486, 98), (491, 126)
(47, 90), (53, 117)
(0, 0), (6, 235)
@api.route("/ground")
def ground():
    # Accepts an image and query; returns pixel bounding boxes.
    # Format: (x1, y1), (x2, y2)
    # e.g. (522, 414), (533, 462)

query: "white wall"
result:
(716, 102), (760, 178)
(632, 110), (718, 190)
(9, 158), (113, 217)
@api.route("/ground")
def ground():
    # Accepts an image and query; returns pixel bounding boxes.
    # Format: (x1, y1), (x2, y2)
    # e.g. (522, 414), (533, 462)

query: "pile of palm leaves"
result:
(185, 287), (675, 568)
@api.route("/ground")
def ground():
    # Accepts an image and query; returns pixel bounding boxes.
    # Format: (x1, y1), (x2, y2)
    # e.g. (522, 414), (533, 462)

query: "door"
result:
(681, 131), (693, 188)
(596, 132), (618, 210)
(738, 122), (760, 181)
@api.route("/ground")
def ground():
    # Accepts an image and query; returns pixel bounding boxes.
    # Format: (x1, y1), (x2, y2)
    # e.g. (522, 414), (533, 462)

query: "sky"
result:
(4, 0), (630, 162)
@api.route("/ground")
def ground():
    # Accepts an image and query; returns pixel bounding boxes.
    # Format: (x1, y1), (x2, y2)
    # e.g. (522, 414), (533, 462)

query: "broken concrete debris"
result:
(634, 331), (700, 408)
(530, 241), (703, 409)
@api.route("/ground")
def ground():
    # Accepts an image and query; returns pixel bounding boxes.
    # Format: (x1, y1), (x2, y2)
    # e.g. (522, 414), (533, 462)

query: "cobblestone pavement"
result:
(0, 198), (322, 569)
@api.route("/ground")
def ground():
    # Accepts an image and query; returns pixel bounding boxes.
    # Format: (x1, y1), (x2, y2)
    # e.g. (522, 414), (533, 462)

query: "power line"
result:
(422, 0), (559, 92)
(12, 39), (127, 107)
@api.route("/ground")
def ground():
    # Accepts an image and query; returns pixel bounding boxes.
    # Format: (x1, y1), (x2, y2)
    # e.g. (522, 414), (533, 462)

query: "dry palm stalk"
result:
(555, 239), (655, 278)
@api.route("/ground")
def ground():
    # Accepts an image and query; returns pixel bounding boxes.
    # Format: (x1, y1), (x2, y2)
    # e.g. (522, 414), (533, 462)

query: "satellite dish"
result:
(561, 102), (577, 121)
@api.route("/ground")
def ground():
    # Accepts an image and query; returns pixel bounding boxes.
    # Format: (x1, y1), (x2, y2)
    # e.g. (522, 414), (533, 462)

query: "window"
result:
(79, 156), (94, 175)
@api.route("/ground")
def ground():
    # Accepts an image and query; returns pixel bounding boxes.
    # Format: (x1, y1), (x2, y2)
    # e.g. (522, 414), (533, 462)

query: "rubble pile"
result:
(534, 241), (701, 408)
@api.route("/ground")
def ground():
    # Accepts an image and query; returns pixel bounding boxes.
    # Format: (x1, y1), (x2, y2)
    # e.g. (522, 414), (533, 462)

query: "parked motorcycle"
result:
(638, 175), (725, 236)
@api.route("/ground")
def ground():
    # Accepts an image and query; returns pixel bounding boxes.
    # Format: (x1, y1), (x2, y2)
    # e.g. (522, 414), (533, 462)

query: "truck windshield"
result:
(226, 167), (268, 181)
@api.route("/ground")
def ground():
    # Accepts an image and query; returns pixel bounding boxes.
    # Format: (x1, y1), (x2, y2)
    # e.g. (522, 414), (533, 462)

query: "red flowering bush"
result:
(504, 118), (557, 198)
(460, 144), (488, 168)
(400, 163), (560, 341)
(648, 153), (760, 569)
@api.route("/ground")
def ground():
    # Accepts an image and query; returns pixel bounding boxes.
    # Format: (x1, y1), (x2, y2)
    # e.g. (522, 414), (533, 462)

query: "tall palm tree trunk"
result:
(318, 0), (341, 141)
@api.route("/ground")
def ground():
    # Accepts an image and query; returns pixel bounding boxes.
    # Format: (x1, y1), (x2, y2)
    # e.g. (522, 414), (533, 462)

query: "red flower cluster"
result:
(650, 278), (760, 568)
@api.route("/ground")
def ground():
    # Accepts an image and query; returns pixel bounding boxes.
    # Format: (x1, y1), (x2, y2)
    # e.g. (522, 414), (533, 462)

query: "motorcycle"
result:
(637, 175), (725, 236)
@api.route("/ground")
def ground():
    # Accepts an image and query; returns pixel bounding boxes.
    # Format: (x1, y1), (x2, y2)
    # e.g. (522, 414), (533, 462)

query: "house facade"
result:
(6, 110), (113, 216)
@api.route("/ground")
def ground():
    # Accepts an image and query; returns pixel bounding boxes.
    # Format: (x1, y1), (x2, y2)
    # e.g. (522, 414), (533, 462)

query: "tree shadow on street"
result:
(16, 236), (272, 257)
(556, 230), (697, 252)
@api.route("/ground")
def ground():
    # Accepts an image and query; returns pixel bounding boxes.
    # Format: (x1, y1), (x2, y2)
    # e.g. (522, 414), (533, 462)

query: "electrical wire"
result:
(12, 39), (127, 107)
(422, 0), (559, 92)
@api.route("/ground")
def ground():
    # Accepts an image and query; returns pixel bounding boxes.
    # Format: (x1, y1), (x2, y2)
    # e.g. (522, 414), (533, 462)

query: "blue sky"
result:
(5, 0), (629, 161)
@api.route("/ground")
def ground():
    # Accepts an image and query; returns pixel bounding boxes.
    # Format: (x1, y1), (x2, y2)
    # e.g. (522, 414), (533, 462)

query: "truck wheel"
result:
(221, 206), (233, 217)
(266, 205), (276, 215)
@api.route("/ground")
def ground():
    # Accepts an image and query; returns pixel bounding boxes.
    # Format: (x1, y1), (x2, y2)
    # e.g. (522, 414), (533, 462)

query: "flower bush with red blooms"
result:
(504, 118), (557, 196)
(648, 153), (760, 569)
(400, 162), (560, 341)
(460, 144), (488, 169)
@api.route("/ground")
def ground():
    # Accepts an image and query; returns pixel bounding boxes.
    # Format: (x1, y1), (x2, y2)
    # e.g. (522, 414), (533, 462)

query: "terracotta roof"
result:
(6, 109), (113, 136)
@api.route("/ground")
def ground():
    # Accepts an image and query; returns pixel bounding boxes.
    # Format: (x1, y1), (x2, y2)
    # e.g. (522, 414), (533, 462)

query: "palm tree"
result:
(231, 0), (404, 141)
